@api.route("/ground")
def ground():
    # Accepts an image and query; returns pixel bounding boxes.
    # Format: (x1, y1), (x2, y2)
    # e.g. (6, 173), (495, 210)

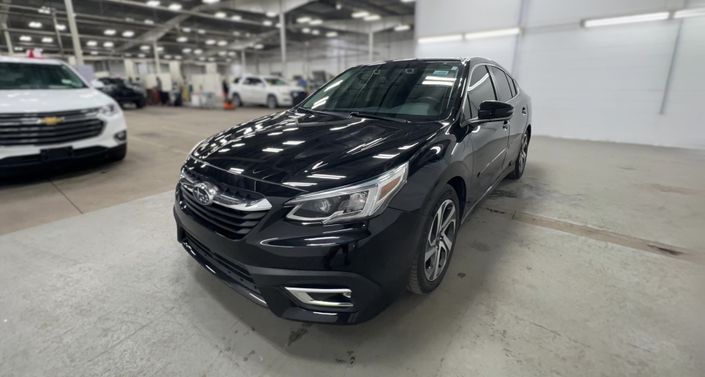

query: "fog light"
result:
(114, 130), (127, 142)
(285, 287), (353, 308)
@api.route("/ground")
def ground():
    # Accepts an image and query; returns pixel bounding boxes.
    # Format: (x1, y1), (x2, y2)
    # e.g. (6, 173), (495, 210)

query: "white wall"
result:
(416, 0), (705, 149)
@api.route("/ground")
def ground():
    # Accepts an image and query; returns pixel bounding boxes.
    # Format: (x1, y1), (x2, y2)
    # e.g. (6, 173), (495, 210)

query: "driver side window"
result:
(466, 66), (496, 118)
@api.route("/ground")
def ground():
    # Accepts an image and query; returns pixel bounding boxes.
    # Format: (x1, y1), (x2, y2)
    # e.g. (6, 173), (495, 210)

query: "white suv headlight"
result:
(99, 103), (120, 117)
(286, 162), (408, 224)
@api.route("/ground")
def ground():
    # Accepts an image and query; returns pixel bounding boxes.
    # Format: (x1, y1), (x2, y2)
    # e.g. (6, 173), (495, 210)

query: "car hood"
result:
(0, 89), (113, 113)
(190, 110), (443, 192)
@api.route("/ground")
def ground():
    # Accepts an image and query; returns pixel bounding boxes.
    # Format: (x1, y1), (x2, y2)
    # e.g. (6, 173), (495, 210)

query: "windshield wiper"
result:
(349, 111), (410, 124)
(295, 107), (348, 119)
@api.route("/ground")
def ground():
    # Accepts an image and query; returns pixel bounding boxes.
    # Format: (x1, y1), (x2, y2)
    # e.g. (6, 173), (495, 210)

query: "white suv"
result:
(229, 75), (307, 109)
(0, 57), (127, 176)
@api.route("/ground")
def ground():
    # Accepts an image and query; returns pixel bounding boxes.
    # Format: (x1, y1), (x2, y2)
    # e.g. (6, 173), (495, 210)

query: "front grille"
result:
(178, 185), (268, 240)
(0, 108), (105, 146)
(183, 232), (259, 294)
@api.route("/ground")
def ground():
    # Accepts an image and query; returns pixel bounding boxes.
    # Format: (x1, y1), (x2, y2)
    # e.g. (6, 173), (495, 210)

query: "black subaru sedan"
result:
(174, 58), (532, 324)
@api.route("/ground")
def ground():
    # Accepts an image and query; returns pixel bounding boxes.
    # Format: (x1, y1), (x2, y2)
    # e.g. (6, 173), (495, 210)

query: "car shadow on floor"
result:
(184, 167), (547, 364)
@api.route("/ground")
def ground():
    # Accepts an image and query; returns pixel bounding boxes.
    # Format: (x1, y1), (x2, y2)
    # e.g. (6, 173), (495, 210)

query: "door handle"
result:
(521, 107), (527, 115)
(502, 124), (508, 130)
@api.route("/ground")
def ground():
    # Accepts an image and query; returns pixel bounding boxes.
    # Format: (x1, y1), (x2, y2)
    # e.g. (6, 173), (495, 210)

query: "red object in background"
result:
(26, 48), (44, 58)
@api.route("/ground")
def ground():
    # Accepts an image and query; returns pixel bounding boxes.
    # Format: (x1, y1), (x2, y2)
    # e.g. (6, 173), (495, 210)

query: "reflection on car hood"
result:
(190, 110), (442, 192)
(0, 89), (113, 113)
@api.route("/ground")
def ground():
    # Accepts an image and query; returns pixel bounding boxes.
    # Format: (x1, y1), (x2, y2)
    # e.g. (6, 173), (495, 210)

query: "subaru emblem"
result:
(192, 182), (218, 206)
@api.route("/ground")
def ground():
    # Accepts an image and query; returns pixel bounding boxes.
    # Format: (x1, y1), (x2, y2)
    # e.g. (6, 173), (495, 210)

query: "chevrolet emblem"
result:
(40, 116), (64, 126)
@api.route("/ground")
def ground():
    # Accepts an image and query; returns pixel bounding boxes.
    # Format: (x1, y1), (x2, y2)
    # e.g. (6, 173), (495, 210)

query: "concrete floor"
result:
(1, 107), (704, 376)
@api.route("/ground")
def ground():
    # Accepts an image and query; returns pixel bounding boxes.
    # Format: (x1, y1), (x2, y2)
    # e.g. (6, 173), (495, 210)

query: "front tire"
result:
(407, 185), (460, 294)
(508, 130), (529, 180)
(266, 95), (278, 109)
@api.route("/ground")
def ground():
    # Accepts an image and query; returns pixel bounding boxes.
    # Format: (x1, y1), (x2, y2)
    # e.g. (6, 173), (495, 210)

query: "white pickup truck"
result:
(0, 56), (127, 176)
(229, 75), (307, 109)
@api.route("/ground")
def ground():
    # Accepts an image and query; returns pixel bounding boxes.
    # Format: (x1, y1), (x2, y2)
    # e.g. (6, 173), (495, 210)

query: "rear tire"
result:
(266, 95), (278, 109)
(135, 99), (146, 109)
(508, 130), (529, 180)
(407, 185), (460, 294)
(232, 93), (242, 107)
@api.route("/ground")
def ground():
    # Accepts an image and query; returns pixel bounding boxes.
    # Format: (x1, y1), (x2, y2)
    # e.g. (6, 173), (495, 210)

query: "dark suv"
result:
(174, 58), (531, 324)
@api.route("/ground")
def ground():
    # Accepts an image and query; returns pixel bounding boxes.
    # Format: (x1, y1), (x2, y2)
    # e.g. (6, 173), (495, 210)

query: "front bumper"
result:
(173, 196), (425, 324)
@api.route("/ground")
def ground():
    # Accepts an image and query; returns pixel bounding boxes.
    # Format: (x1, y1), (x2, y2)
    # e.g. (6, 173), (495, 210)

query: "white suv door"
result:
(241, 77), (266, 105)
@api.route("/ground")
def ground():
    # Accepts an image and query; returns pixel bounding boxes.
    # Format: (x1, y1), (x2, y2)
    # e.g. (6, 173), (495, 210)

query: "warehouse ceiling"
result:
(0, 0), (414, 63)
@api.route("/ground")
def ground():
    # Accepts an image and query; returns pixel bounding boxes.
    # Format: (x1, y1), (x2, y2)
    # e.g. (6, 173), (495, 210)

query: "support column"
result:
(2, 24), (12, 54)
(153, 41), (161, 74)
(241, 49), (246, 73)
(279, 0), (287, 79)
(63, 0), (83, 64)
(368, 31), (374, 62)
(52, 10), (65, 57)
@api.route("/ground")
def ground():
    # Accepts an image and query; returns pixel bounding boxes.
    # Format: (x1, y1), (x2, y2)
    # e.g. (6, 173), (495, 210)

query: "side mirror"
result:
(92, 79), (105, 89)
(478, 100), (513, 121)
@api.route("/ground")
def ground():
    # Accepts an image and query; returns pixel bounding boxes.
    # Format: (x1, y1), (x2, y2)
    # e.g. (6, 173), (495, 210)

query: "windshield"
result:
(0, 62), (87, 90)
(300, 60), (462, 121)
(265, 77), (288, 86)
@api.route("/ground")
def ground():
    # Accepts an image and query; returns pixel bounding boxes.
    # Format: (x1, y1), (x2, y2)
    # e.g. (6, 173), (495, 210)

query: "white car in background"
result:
(229, 75), (307, 109)
(0, 56), (127, 176)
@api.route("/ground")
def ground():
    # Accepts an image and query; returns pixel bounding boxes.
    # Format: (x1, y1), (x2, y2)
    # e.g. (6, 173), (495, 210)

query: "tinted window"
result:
(245, 77), (262, 85)
(489, 66), (512, 101)
(300, 60), (462, 121)
(0, 62), (87, 90)
(506, 74), (516, 97)
(233, 77), (240, 84)
(467, 66), (496, 118)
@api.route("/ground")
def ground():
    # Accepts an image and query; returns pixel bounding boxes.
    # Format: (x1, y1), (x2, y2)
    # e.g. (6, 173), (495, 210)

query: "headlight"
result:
(99, 103), (120, 117)
(286, 162), (408, 224)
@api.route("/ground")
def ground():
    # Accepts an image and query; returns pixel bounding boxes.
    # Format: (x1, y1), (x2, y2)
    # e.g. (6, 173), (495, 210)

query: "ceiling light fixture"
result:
(55, 24), (67, 31)
(465, 27), (520, 40)
(202, 0), (219, 3)
(231, 14), (242, 21)
(217, 40), (227, 46)
(254, 44), (264, 49)
(296, 16), (311, 23)
(182, 48), (192, 53)
(42, 37), (53, 43)
(19, 35), (32, 42)
(28, 21), (42, 28)
(394, 24), (410, 31)
(122, 30), (135, 37)
(417, 34), (462, 44)
(263, 20), (273, 26)
(146, 1), (160, 7)
(673, 7), (705, 19)
(364, 14), (381, 21)
(104, 29), (116, 35)
(194, 48), (203, 54)
(168, 3), (182, 11)
(215, 11), (227, 18)
(177, 36), (188, 42)
(206, 39), (216, 45)
(197, 29), (206, 34)
(103, 41), (114, 47)
(38, 6), (52, 14)
(182, 27), (191, 33)
(582, 12), (669, 28)
(138, 53), (146, 58)
(144, 19), (154, 25)
(87, 40), (98, 47)
(325, 31), (338, 37)
(311, 29), (320, 35)
(266, 11), (277, 17)
(351, 11), (369, 18)
(309, 19), (323, 25)
(140, 45), (150, 51)
(91, 51), (99, 55)
(302, 27), (311, 33)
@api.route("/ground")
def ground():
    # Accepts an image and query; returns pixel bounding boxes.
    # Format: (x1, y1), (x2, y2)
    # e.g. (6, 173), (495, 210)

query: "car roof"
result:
(0, 56), (65, 65)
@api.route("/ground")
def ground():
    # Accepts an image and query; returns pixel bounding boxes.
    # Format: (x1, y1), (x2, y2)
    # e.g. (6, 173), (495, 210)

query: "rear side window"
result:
(467, 65), (496, 118)
(489, 66), (513, 101)
(233, 77), (240, 84)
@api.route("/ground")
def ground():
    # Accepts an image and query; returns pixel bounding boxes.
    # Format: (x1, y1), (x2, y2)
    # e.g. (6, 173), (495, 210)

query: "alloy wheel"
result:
(424, 199), (457, 281)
